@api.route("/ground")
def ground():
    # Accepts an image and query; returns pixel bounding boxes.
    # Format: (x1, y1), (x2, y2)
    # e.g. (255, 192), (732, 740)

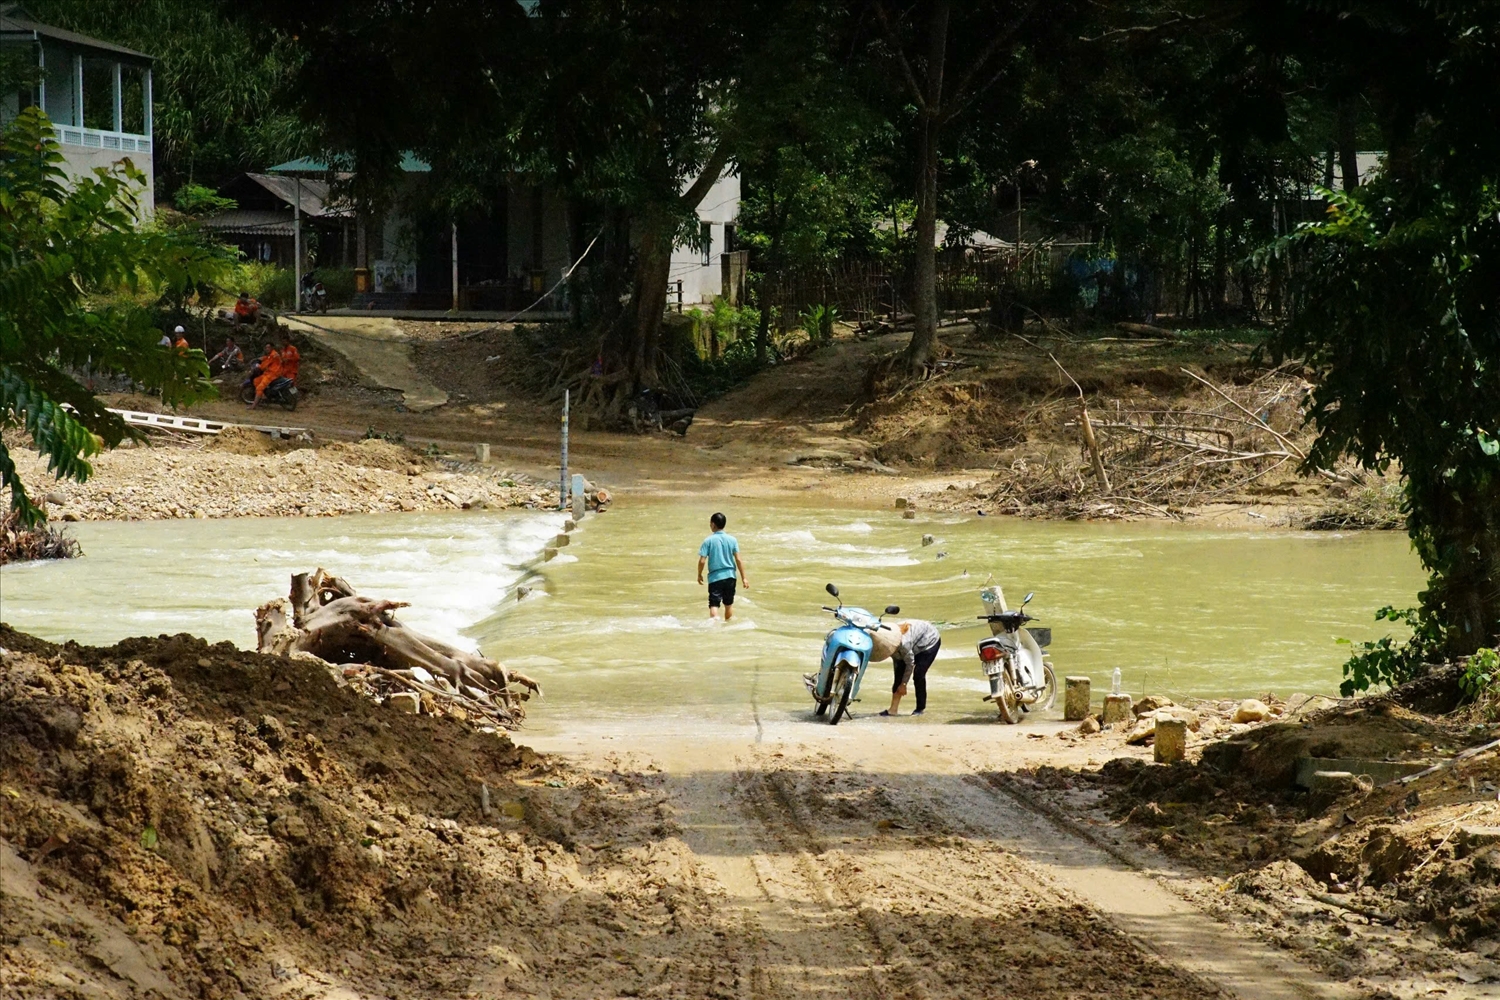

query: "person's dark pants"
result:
(707, 577), (736, 608)
(893, 640), (941, 712)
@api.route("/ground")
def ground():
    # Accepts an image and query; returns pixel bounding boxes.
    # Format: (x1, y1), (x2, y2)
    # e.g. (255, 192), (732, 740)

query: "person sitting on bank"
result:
(277, 331), (301, 385)
(882, 619), (942, 717)
(233, 292), (261, 330)
(697, 511), (749, 621)
(248, 341), (282, 408)
(209, 335), (245, 373)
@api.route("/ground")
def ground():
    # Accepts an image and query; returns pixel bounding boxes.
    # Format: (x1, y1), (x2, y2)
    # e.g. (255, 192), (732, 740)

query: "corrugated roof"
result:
(198, 210), (297, 237)
(234, 173), (351, 218)
(0, 4), (153, 61)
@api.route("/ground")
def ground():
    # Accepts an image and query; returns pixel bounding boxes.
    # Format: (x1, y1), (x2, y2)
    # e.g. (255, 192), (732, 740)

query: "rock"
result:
(269, 813), (310, 843)
(902, 510), (916, 520)
(1101, 693), (1133, 726)
(515, 585), (532, 601)
(398, 499), (417, 511)
(921, 534), (935, 546)
(387, 692), (420, 714)
(1125, 712), (1158, 745)
(1133, 694), (1175, 716)
(1233, 698), (1272, 723)
(365, 819), (386, 837)
(43, 490), (65, 505)
(1077, 715), (1101, 735)
(257, 715), (289, 750)
(1064, 676), (1092, 721)
(62, 512), (81, 522)
(895, 497), (908, 509)
(197, 657), (212, 668)
(1154, 718), (1187, 763)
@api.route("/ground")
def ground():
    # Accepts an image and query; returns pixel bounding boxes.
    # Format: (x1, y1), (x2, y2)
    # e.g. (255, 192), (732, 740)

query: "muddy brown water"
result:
(2, 500), (1423, 729)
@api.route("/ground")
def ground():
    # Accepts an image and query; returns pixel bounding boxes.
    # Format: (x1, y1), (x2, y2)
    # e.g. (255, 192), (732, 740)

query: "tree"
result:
(860, 0), (1077, 372)
(0, 109), (232, 523)
(1266, 1), (1500, 656)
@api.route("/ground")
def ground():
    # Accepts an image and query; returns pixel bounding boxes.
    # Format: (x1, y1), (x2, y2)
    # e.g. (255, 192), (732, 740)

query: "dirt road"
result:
(527, 719), (1359, 1000)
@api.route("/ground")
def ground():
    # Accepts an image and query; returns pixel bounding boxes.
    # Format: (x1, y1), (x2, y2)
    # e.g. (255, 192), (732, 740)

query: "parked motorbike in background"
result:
(976, 585), (1056, 723)
(804, 583), (899, 725)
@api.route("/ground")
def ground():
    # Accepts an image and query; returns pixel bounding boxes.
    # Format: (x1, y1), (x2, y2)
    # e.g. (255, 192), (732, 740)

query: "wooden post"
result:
(1063, 676), (1091, 721)
(451, 221), (459, 312)
(1154, 717), (1187, 763)
(559, 389), (569, 511)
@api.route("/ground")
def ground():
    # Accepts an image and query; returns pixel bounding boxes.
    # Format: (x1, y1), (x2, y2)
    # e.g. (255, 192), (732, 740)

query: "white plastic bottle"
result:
(1111, 667), (1122, 696)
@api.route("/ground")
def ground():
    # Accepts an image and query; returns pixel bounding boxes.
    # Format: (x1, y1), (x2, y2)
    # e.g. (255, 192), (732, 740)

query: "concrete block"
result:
(1154, 718), (1187, 763)
(388, 692), (420, 714)
(1293, 757), (1430, 789)
(902, 509), (916, 520)
(895, 497), (908, 509)
(474, 442), (490, 463)
(1101, 693), (1133, 726)
(563, 518), (577, 532)
(553, 533), (570, 547)
(543, 547), (558, 562)
(1064, 676), (1092, 721)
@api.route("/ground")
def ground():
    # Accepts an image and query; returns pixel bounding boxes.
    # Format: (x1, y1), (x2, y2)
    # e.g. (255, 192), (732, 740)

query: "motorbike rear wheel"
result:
(830, 666), (854, 725)
(1038, 664), (1057, 712)
(995, 671), (1020, 724)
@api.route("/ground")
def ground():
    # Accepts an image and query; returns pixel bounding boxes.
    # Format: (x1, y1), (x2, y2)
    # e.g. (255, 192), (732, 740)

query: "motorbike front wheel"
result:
(814, 693), (829, 718)
(830, 666), (854, 725)
(995, 672), (1020, 724)
(239, 383), (256, 404)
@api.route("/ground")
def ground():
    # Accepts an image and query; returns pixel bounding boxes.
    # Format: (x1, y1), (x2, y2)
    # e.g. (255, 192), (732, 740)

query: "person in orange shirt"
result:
(249, 341), (282, 408)
(278, 332), (301, 385)
(233, 292), (261, 330)
(171, 325), (189, 352)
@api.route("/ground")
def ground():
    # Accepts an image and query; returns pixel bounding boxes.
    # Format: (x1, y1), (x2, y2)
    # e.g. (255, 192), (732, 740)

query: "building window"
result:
(701, 221), (713, 265)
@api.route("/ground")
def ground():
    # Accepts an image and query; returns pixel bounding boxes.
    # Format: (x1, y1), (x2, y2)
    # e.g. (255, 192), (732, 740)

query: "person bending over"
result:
(883, 619), (941, 716)
(697, 511), (749, 621)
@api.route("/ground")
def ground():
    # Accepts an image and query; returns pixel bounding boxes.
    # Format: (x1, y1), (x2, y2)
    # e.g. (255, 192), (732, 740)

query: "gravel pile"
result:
(11, 431), (557, 521)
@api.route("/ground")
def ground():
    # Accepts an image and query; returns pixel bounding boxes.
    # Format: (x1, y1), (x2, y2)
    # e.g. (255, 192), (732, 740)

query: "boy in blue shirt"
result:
(697, 512), (750, 620)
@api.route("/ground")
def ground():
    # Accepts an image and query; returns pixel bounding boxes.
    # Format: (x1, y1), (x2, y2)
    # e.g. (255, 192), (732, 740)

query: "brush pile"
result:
(255, 568), (541, 729)
(980, 368), (1349, 519)
(0, 509), (81, 564)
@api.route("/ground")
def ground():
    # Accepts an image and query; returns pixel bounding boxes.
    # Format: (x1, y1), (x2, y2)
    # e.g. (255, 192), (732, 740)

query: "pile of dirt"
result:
(0, 624), (729, 1000)
(204, 426), (276, 456)
(1027, 701), (1500, 988)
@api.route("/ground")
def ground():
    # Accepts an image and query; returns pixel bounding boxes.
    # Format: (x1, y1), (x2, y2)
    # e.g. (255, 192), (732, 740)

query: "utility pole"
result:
(293, 176), (303, 313)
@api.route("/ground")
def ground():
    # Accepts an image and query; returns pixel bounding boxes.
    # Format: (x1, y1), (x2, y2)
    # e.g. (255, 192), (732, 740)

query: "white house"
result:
(669, 171), (742, 307)
(0, 4), (155, 214)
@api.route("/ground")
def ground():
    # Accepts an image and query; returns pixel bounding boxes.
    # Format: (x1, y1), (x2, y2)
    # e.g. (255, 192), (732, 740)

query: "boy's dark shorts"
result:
(707, 578), (737, 607)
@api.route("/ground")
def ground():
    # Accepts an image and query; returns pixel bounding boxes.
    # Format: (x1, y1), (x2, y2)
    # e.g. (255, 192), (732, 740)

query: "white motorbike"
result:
(977, 585), (1056, 723)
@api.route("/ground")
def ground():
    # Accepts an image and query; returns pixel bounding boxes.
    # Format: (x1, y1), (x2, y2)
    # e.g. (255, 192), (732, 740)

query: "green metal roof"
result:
(267, 152), (431, 174)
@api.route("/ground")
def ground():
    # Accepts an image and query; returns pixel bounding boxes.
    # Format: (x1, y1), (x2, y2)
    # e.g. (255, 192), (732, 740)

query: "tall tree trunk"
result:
(903, 0), (949, 375)
(626, 214), (674, 385)
(1337, 96), (1361, 192)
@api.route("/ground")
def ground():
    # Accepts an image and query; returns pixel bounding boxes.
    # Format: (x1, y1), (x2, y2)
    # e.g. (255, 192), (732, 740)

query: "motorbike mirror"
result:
(1023, 592), (1034, 606)
(884, 605), (901, 616)
(825, 583), (839, 598)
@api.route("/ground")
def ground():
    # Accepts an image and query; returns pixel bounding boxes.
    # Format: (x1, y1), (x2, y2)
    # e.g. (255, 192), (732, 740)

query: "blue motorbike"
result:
(803, 583), (900, 725)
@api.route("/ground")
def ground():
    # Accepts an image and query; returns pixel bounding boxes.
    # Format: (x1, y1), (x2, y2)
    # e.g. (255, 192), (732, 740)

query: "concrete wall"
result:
(56, 146), (154, 218)
(670, 171), (740, 305)
(506, 185), (572, 290)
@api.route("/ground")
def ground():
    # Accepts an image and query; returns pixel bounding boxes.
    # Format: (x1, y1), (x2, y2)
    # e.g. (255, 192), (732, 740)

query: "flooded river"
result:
(2, 501), (1423, 729)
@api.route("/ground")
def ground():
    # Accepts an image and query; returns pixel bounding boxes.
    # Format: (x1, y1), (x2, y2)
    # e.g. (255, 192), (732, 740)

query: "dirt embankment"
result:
(0, 626), (731, 1000)
(1015, 689), (1500, 995)
(10, 430), (556, 522)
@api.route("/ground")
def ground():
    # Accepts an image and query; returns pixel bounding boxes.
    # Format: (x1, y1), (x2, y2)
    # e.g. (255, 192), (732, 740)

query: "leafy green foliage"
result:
(172, 183), (236, 217)
(799, 304), (838, 342)
(1461, 649), (1500, 702)
(1337, 606), (1446, 697)
(0, 109), (233, 523)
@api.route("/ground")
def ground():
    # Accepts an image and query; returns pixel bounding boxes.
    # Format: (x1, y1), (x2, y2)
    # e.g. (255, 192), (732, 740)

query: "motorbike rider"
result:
(277, 331), (301, 386)
(248, 340), (283, 408)
(881, 619), (941, 717)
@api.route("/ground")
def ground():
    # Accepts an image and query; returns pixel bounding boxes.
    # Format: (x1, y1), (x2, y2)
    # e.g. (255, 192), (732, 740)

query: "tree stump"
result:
(1064, 676), (1091, 721)
(1102, 693), (1133, 726)
(1154, 717), (1187, 763)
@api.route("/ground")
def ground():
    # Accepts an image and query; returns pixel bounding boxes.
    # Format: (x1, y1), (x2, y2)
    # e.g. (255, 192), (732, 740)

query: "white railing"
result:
(55, 125), (151, 155)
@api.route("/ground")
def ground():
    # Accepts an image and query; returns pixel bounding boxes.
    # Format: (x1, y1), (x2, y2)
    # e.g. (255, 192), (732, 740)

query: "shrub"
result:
(1337, 605), (1446, 696)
